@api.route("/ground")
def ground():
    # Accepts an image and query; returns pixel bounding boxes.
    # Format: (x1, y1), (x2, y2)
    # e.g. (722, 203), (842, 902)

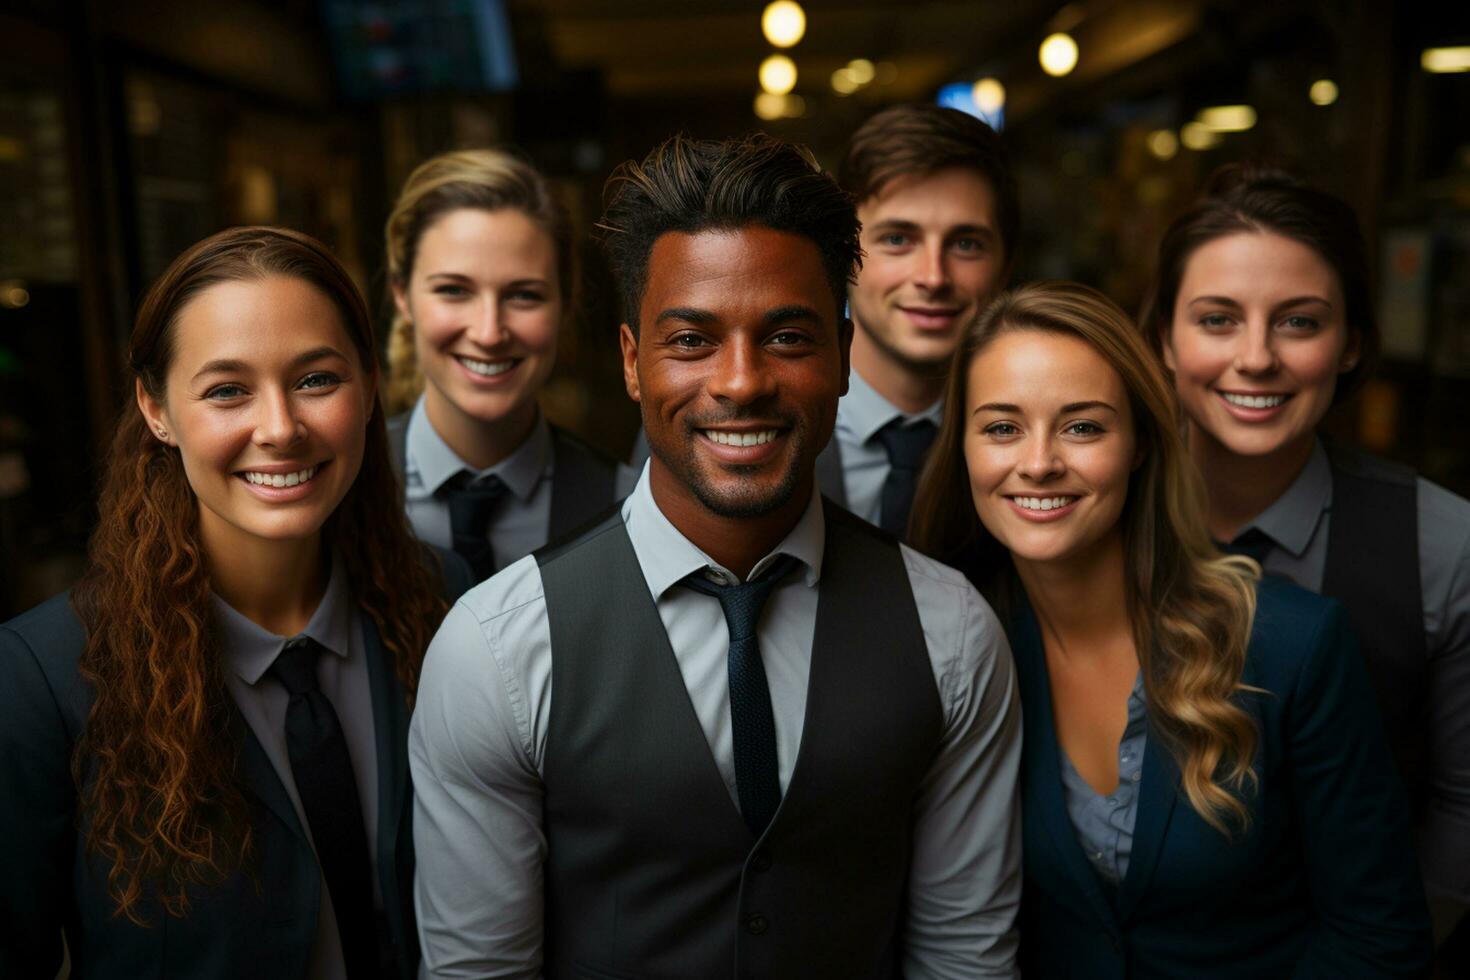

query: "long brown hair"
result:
(71, 226), (447, 923)
(382, 148), (575, 414)
(911, 281), (1261, 835)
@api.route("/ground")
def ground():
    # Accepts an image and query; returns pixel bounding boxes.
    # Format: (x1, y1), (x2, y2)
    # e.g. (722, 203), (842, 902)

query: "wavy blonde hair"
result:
(911, 281), (1261, 835)
(383, 148), (573, 415)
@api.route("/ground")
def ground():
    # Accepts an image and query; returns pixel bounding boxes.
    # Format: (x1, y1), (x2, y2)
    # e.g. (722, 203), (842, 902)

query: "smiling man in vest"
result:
(409, 133), (1022, 980)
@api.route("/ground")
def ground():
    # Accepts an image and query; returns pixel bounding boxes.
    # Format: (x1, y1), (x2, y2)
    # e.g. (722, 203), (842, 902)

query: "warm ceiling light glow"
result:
(754, 92), (785, 120)
(972, 77), (1005, 114)
(1147, 129), (1179, 160)
(1180, 121), (1221, 151)
(759, 54), (797, 95)
(847, 58), (875, 85)
(1197, 104), (1257, 132)
(1309, 79), (1339, 106)
(1421, 47), (1470, 73)
(1039, 32), (1078, 77)
(831, 68), (859, 95)
(754, 91), (804, 120)
(762, 1), (806, 48)
(0, 280), (29, 309)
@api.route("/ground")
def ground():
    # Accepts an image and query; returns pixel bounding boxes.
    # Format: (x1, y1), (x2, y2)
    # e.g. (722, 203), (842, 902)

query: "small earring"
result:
(157, 427), (168, 439)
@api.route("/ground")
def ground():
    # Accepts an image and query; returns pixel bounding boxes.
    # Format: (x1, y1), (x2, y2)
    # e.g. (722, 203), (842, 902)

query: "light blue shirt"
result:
(1058, 672), (1147, 887)
(831, 367), (944, 524)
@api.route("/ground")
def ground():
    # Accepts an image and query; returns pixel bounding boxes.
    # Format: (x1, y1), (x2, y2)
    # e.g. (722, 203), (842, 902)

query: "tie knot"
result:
(681, 555), (795, 642)
(269, 637), (326, 695)
(445, 473), (507, 537)
(874, 417), (937, 471)
(1218, 527), (1274, 565)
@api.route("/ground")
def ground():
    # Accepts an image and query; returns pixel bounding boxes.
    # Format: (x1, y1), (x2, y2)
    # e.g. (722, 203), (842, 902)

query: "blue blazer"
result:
(0, 551), (470, 980)
(1011, 577), (1432, 979)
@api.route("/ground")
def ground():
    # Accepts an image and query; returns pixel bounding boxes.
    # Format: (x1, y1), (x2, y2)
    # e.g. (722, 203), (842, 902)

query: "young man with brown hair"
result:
(818, 103), (1019, 536)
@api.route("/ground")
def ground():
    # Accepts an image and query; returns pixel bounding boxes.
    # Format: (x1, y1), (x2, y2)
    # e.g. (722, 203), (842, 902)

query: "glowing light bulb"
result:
(759, 54), (797, 95)
(762, 1), (806, 48)
(972, 78), (1005, 114)
(1309, 79), (1338, 106)
(1039, 33), (1078, 77)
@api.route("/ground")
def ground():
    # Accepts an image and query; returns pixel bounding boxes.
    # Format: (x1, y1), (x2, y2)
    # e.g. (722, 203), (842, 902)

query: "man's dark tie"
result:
(874, 417), (938, 537)
(445, 472), (506, 581)
(681, 556), (796, 838)
(1218, 527), (1274, 565)
(270, 638), (380, 980)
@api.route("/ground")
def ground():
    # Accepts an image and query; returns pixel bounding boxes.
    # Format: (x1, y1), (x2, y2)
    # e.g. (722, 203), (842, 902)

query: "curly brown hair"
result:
(71, 226), (447, 924)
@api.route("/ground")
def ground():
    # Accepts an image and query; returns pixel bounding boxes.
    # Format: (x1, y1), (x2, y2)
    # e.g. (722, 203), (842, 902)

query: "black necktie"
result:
(444, 472), (506, 581)
(1218, 527), (1274, 565)
(681, 556), (795, 838)
(270, 638), (380, 980)
(874, 417), (938, 537)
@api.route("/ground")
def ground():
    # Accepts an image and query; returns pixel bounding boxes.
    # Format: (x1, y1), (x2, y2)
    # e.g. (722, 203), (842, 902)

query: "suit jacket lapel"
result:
(1011, 601), (1119, 932)
(1115, 713), (1180, 921)
(363, 616), (410, 880)
(234, 709), (308, 843)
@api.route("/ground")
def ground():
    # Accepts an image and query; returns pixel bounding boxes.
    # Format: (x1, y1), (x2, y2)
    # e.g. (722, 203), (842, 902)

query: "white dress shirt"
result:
(410, 465), (1023, 979)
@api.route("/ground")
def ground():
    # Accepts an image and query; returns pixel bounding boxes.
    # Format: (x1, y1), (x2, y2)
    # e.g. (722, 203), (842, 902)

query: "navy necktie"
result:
(444, 472), (506, 581)
(269, 637), (380, 979)
(681, 555), (796, 838)
(1218, 527), (1274, 565)
(874, 417), (938, 537)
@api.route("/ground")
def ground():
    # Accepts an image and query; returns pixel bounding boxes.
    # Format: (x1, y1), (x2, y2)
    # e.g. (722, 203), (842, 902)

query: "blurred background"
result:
(1, 0), (1467, 617)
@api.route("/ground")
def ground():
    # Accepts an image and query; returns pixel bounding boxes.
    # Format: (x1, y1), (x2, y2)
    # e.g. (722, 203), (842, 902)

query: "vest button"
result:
(746, 914), (768, 935)
(750, 852), (772, 872)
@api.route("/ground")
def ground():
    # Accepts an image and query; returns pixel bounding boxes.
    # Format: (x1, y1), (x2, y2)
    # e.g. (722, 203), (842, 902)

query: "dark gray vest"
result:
(1320, 442), (1428, 812)
(386, 411), (618, 545)
(534, 504), (943, 980)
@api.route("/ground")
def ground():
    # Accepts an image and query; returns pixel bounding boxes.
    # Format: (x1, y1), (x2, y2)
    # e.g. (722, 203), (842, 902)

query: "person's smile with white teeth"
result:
(964, 329), (1138, 567)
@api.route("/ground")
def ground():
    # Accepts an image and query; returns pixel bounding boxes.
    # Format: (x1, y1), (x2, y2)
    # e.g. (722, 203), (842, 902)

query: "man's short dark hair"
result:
(840, 104), (1019, 264)
(599, 133), (861, 332)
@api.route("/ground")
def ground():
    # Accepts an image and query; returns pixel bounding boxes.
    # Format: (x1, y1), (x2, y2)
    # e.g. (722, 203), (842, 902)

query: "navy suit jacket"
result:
(0, 551), (470, 980)
(1012, 577), (1432, 979)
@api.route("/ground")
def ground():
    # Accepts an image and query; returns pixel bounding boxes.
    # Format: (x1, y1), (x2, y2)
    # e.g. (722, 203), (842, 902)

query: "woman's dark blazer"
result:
(0, 552), (470, 980)
(1012, 576), (1433, 979)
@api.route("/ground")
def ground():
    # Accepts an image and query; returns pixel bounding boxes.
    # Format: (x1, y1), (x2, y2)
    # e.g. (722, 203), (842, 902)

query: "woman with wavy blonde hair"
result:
(911, 280), (1429, 977)
(0, 227), (465, 979)
(383, 149), (629, 584)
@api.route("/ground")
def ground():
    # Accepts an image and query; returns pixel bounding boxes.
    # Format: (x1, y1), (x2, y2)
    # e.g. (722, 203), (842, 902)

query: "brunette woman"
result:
(383, 149), (631, 582)
(1141, 165), (1470, 951)
(911, 281), (1430, 977)
(0, 227), (465, 979)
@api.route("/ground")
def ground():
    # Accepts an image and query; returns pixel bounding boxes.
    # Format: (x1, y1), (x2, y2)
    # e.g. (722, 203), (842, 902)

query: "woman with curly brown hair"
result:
(0, 227), (465, 979)
(910, 280), (1430, 977)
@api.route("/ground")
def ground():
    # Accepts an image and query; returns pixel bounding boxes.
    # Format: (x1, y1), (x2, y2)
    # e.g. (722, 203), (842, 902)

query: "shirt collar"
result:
(406, 395), (551, 503)
(621, 462), (825, 600)
(1237, 438), (1332, 558)
(841, 366), (944, 445)
(214, 554), (355, 686)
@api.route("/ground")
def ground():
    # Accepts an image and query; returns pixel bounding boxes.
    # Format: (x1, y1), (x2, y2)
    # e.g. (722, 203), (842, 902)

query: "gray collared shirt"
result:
(1231, 438), (1470, 903)
(215, 557), (376, 980)
(403, 397), (638, 571)
(832, 367), (944, 525)
(410, 465), (1024, 979)
(1059, 672), (1147, 887)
